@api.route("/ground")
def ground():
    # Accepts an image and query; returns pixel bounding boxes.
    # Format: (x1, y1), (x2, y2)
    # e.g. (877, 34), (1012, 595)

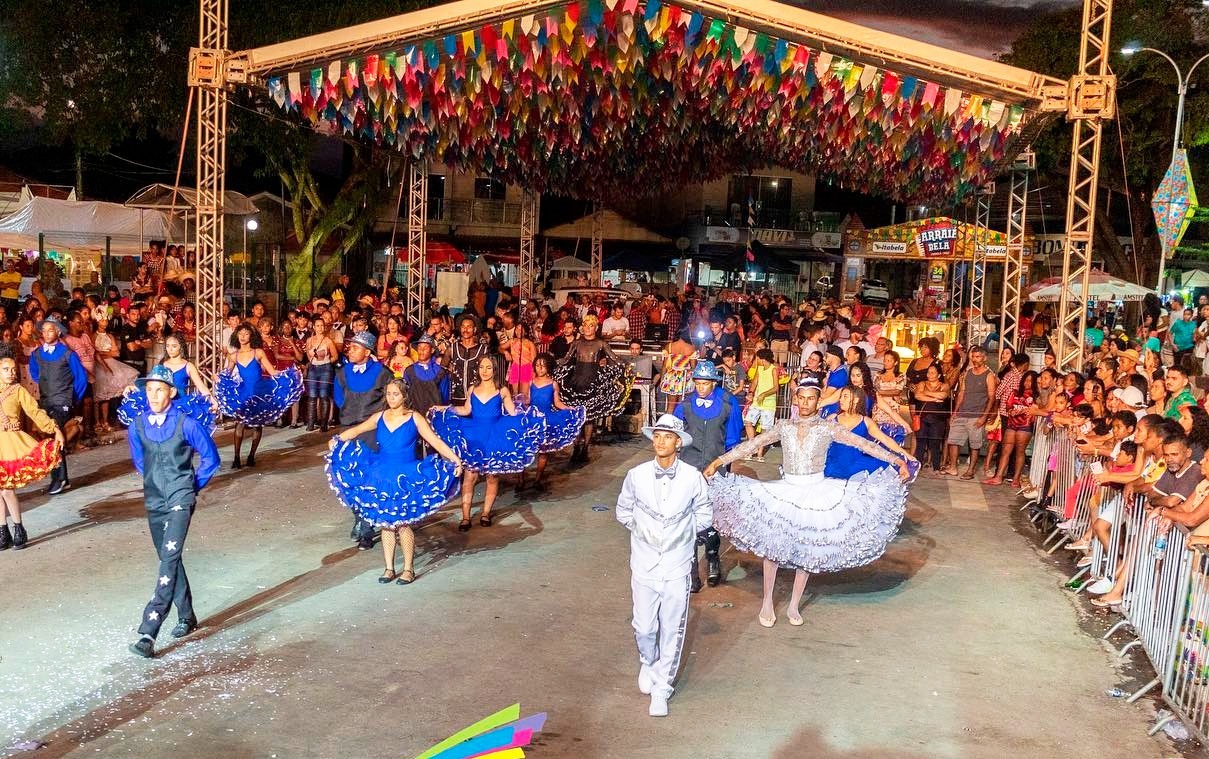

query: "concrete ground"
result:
(0, 428), (1192, 758)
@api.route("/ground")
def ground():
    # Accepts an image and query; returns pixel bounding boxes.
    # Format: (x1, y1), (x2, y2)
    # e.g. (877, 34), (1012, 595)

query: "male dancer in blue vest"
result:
(334, 331), (392, 550)
(29, 317), (87, 495)
(672, 360), (743, 591)
(128, 365), (220, 658)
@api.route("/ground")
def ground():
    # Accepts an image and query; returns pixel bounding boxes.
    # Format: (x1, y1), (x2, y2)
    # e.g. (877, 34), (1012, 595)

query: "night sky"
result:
(796, 0), (1081, 57)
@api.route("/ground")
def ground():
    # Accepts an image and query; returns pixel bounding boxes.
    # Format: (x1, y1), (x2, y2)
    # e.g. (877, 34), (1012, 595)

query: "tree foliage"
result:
(0, 0), (190, 191)
(0, 0), (428, 303)
(1001, 0), (1209, 284)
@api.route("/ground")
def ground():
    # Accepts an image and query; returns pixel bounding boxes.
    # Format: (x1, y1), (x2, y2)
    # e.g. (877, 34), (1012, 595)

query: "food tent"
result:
(0, 197), (178, 255)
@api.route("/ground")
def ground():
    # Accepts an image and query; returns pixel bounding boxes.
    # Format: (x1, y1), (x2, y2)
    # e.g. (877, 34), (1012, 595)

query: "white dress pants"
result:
(631, 573), (691, 700)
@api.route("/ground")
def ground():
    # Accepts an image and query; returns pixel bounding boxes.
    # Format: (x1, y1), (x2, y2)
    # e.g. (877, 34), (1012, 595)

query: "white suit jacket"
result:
(616, 458), (713, 581)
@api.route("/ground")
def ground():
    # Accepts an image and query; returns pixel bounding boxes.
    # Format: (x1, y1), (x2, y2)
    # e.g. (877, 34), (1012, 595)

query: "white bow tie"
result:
(148, 413), (167, 427)
(695, 398), (714, 408)
(352, 364), (366, 374)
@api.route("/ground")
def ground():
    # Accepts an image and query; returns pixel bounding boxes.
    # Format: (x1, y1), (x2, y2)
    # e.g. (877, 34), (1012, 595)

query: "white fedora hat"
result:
(642, 413), (693, 447)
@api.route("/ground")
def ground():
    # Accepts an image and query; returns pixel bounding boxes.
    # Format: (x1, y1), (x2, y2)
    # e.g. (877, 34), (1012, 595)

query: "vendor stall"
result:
(882, 318), (961, 366)
(0, 196), (179, 291)
(842, 216), (1035, 316)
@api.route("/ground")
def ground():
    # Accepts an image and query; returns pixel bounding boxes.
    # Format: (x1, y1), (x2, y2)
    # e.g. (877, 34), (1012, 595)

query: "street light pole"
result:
(1121, 45), (1209, 292)
(243, 218), (259, 316)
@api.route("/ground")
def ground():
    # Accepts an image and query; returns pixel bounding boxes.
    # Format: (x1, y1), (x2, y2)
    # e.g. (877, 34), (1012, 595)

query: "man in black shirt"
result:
(118, 303), (152, 373)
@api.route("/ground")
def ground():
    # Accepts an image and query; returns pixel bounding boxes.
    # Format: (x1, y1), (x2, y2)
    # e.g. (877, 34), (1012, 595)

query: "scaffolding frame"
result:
(967, 187), (993, 317)
(999, 160), (1032, 352)
(1055, 0), (1115, 370)
(187, 0), (237, 381)
(591, 204), (604, 287)
(518, 190), (538, 301)
(404, 160), (428, 329)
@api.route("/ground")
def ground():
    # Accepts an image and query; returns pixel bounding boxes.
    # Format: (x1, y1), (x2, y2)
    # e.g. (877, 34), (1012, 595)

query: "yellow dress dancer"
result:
(0, 355), (64, 550)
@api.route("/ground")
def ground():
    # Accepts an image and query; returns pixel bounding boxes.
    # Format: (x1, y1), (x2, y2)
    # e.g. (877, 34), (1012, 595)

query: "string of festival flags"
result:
(265, 0), (1031, 203)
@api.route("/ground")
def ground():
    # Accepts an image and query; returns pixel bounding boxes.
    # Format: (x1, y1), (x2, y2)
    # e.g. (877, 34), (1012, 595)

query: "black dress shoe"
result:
(129, 637), (155, 658)
(0, 525), (10, 551)
(357, 536), (375, 551)
(10, 523), (27, 550)
(47, 480), (68, 495)
(170, 619), (198, 638)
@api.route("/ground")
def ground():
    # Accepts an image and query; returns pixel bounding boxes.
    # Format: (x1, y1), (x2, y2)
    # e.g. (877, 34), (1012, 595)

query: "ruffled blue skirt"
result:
(531, 404), (587, 453)
(215, 365), (304, 427)
(429, 406), (545, 474)
(118, 390), (218, 432)
(325, 440), (459, 528)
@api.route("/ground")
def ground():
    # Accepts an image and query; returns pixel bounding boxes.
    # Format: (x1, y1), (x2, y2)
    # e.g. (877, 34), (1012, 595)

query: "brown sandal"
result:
(396, 569), (415, 585)
(480, 514), (494, 527)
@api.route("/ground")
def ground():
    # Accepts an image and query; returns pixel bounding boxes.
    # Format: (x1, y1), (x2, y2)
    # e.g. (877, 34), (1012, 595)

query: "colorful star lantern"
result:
(1153, 148), (1198, 259)
(411, 704), (547, 759)
(266, 0), (1034, 204)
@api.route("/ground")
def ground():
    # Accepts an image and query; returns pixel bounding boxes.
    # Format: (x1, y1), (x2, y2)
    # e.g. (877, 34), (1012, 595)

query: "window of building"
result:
(474, 177), (506, 201)
(427, 174), (445, 220)
(727, 175), (792, 225)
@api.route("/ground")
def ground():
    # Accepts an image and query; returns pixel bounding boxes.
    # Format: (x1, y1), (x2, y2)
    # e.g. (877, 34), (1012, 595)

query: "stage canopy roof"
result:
(243, 0), (1061, 205)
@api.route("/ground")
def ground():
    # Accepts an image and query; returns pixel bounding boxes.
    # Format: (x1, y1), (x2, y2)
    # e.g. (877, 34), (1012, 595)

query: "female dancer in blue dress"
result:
(118, 334), (218, 431)
(216, 322), (303, 468)
(430, 355), (543, 531)
(824, 386), (915, 480)
(328, 378), (462, 585)
(518, 353), (586, 493)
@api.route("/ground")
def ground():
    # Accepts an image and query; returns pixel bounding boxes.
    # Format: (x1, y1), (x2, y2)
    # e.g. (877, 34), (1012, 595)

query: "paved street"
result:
(0, 429), (1188, 758)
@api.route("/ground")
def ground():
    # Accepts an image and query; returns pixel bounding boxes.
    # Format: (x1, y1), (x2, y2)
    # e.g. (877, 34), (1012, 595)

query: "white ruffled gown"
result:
(709, 417), (911, 572)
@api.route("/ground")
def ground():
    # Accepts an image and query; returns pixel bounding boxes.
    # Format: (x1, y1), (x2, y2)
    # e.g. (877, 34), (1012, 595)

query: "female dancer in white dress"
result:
(704, 380), (914, 627)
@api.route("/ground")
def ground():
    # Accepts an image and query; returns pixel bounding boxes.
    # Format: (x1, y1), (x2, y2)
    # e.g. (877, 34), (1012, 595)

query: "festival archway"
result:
(188, 0), (1115, 376)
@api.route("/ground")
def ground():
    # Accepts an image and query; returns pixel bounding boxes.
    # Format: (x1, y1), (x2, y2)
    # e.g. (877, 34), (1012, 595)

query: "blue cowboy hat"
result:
(691, 360), (722, 382)
(36, 317), (66, 336)
(135, 364), (177, 390)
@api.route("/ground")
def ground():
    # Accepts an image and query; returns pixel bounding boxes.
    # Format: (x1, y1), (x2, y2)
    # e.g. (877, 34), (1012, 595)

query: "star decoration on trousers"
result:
(148, 611), (159, 621)
(171, 505), (183, 512)
(159, 575), (170, 586)
(165, 540), (177, 552)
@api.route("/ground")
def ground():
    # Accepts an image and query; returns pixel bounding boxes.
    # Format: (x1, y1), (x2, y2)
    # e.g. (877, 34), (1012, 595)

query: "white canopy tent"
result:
(1029, 274), (1153, 303)
(0, 197), (179, 256)
(125, 183), (259, 216)
(1169, 269), (1209, 291)
(550, 255), (592, 272)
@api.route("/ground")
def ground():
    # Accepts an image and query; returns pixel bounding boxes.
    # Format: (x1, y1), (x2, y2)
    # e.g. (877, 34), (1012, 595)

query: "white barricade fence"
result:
(1023, 417), (1053, 512)
(1029, 427), (1209, 741)
(1164, 545), (1209, 738)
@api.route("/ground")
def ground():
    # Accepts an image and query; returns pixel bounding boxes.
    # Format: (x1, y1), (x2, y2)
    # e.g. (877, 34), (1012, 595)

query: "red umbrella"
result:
(427, 241), (466, 265)
(397, 241), (466, 265)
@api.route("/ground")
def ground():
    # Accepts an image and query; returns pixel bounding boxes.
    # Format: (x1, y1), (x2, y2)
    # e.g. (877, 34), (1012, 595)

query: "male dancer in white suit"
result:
(616, 413), (713, 717)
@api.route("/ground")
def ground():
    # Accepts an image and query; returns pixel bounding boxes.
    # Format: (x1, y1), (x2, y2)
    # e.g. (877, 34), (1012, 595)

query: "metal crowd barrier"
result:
(1032, 426), (1209, 741)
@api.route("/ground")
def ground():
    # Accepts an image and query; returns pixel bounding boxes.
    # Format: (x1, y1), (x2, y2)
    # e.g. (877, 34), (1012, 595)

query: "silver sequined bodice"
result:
(719, 417), (898, 474)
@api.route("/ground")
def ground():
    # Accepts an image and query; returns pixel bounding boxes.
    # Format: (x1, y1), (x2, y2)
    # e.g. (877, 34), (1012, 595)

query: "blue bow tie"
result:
(655, 464), (677, 480)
